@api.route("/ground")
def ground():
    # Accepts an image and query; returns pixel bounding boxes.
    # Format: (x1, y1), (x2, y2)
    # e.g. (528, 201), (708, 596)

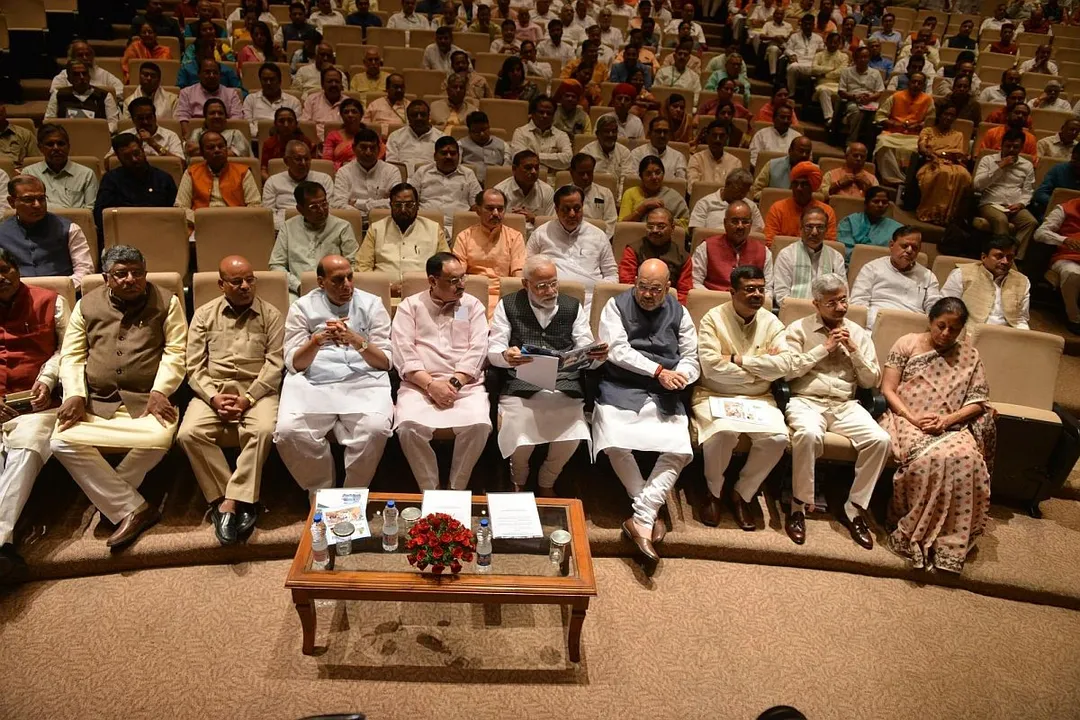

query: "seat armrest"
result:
(857, 386), (887, 419)
(771, 379), (790, 411)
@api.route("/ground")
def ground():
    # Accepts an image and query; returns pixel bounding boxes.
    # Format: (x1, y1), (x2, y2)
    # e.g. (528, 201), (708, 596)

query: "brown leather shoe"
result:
(848, 516), (874, 550)
(785, 510), (806, 545)
(651, 519), (667, 544)
(729, 494), (757, 532)
(622, 519), (659, 565)
(700, 494), (723, 527)
(106, 504), (160, 549)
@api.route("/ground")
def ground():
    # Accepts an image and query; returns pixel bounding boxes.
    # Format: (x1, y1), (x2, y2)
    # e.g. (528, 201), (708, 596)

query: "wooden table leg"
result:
(567, 602), (587, 663)
(294, 594), (317, 655)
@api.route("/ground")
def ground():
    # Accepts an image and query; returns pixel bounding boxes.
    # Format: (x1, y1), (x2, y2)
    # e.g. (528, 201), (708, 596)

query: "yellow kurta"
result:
(357, 216), (450, 285)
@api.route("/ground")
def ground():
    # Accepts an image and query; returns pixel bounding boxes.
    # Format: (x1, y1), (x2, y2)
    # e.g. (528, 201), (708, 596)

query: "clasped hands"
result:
(315, 319), (367, 350)
(211, 393), (251, 422)
(911, 412), (949, 435)
(823, 327), (856, 353)
(57, 389), (177, 431)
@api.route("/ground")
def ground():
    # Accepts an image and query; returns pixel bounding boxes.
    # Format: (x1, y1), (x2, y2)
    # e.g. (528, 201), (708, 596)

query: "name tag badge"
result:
(454, 304), (469, 321)
(594, 197), (604, 206)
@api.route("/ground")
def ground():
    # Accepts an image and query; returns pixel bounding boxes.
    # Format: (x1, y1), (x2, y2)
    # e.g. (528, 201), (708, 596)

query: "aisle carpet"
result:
(2, 558), (1079, 720)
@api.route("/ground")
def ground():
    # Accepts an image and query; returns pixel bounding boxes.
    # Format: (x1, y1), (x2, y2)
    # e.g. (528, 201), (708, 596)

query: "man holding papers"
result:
(691, 265), (789, 533)
(488, 254), (609, 496)
(592, 259), (699, 571)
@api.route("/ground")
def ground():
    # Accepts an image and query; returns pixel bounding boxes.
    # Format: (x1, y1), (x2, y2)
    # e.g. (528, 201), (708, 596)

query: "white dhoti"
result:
(785, 396), (890, 517)
(395, 384), (492, 491)
(693, 394), (788, 503)
(873, 134), (919, 185)
(1053, 259), (1080, 323)
(0, 410), (56, 545)
(274, 411), (393, 492)
(593, 399), (693, 529)
(50, 407), (176, 524)
(786, 62), (813, 91)
(498, 392), (591, 488)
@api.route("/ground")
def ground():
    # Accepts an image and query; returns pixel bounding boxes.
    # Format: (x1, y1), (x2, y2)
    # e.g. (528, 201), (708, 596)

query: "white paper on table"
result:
(709, 397), (774, 426)
(315, 488), (371, 544)
(486, 492), (543, 538)
(514, 354), (559, 391)
(420, 489), (473, 527)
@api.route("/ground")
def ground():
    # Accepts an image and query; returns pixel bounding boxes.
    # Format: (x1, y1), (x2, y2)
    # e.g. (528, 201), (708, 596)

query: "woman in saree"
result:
(618, 155), (690, 231)
(879, 297), (995, 574)
(661, 93), (694, 143)
(752, 86), (800, 128)
(914, 103), (972, 225)
(873, 71), (935, 186)
(322, 98), (368, 169)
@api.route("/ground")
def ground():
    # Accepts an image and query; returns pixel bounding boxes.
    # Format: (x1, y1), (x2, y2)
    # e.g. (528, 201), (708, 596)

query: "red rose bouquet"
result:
(406, 512), (476, 575)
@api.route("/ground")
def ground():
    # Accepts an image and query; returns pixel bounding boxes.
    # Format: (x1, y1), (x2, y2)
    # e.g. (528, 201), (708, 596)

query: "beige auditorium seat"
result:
(47, 207), (100, 271)
(870, 308), (927, 367)
(22, 276), (76, 311)
(283, 207), (365, 242)
(613, 222), (687, 262)
(758, 187), (791, 217)
(191, 270), (290, 316)
(499, 277), (587, 305)
(686, 288), (730, 328)
(194, 207), (275, 272)
(847, 245), (929, 286)
(483, 164), (515, 190)
(267, 158), (337, 179)
(104, 155), (185, 186)
(102, 207), (189, 277)
(479, 98), (529, 132)
(80, 271), (183, 300)
(689, 180), (723, 211)
(401, 271), (489, 305)
(240, 60), (292, 91)
(828, 195), (865, 222)
(778, 296), (869, 328)
(930, 254), (976, 288)
(1048, 187), (1080, 215)
(589, 282), (632, 338)
(753, 150), (785, 174)
(449, 211), (527, 242)
(50, 119), (112, 157)
(300, 270), (393, 313)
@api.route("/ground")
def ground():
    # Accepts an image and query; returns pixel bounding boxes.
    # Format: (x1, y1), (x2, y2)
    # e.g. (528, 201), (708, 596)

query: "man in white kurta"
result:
(771, 206), (847, 305)
(413, 136), (483, 239)
(273, 255), (394, 495)
(489, 255), (609, 495)
(692, 265), (788, 531)
(777, 273), (889, 548)
(594, 259), (699, 569)
(261, 140), (334, 230)
(385, 100), (446, 176)
(392, 253), (492, 490)
(51, 246), (187, 549)
(330, 126), (401, 221)
(624, 117), (688, 180)
(850, 228), (941, 328)
(525, 185), (618, 308)
(494, 150), (557, 233)
(0, 256), (69, 577)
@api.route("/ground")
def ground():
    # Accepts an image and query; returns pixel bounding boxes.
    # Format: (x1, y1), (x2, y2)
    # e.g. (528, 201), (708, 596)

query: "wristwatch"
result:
(355, 337), (369, 352)
(448, 377), (463, 390)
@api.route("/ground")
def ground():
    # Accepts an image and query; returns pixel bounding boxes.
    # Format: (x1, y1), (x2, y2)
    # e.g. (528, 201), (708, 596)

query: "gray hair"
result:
(725, 168), (753, 187)
(595, 114), (619, 133)
(811, 272), (848, 301)
(523, 253), (556, 280)
(284, 139), (310, 157)
(101, 245), (146, 272)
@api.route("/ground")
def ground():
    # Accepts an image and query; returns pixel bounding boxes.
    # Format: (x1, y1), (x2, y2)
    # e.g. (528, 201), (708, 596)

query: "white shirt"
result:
(761, 19), (793, 40)
(262, 169), (334, 229)
(598, 112), (644, 140)
(1036, 134), (1076, 162)
(385, 125), (446, 176)
(242, 91), (303, 137)
(691, 238), (773, 289)
(422, 43), (463, 73)
(598, 26), (624, 49)
(887, 57), (937, 91)
(1035, 97), (1072, 113)
(536, 38), (577, 63)
(785, 32), (825, 65)
(973, 153), (1035, 208)
(510, 121), (573, 171)
(582, 182), (618, 238)
(770, 242), (847, 305)
(581, 140), (633, 183)
(526, 219), (617, 294)
(942, 266), (1030, 329)
(526, 59), (554, 80)
(625, 142), (687, 180)
(979, 17), (1007, 36)
(1018, 58), (1059, 75)
(50, 65), (123, 97)
(494, 177), (556, 227)
(978, 85), (1010, 104)
(1035, 203), (1080, 255)
(665, 18), (705, 44)
(104, 127), (184, 159)
(689, 191), (764, 232)
(850, 256), (942, 328)
(309, 10), (346, 29)
(838, 66), (885, 97)
(387, 11), (432, 29)
(330, 159), (401, 216)
(654, 65), (702, 99)
(601, 297), (700, 382)
(45, 88), (120, 133)
(748, 126), (802, 168)
(412, 162), (484, 231)
(123, 88), (179, 120)
(281, 288), (393, 416)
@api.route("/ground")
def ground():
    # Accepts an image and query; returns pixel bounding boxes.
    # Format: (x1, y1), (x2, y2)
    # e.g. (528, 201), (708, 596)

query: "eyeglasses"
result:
(645, 223), (670, 231)
(440, 275), (466, 287)
(14, 195), (46, 206)
(304, 200), (329, 211)
(820, 297), (848, 308)
(739, 285), (766, 295)
(532, 279), (559, 292)
(391, 201), (418, 210)
(109, 269), (147, 280)
(223, 276), (257, 288)
(635, 283), (666, 295)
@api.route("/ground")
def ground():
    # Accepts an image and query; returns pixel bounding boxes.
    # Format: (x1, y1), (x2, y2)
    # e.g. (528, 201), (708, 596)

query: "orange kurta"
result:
(763, 198), (838, 245)
(452, 222), (527, 317)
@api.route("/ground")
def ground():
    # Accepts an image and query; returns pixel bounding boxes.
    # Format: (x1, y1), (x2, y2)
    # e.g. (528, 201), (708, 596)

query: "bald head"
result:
(638, 258), (670, 284)
(317, 254), (355, 304)
(217, 255), (256, 306)
(634, 258), (671, 311)
(318, 254), (352, 276)
(219, 255), (252, 277)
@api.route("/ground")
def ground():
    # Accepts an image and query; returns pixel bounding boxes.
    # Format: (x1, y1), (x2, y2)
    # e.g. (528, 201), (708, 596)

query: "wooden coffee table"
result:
(285, 492), (597, 662)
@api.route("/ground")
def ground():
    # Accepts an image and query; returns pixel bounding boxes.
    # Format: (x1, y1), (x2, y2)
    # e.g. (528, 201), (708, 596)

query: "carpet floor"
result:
(2, 558), (1079, 720)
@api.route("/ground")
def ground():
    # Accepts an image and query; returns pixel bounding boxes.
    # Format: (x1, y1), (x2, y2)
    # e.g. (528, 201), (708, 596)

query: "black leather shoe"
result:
(236, 503), (259, 536)
(785, 511), (806, 545)
(848, 516), (874, 550)
(213, 507), (238, 545)
(700, 494), (724, 527)
(0, 543), (24, 581)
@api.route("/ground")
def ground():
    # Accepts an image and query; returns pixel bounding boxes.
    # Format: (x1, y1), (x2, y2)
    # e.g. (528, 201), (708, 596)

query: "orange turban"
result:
(790, 161), (823, 191)
(554, 79), (584, 101)
(613, 82), (637, 99)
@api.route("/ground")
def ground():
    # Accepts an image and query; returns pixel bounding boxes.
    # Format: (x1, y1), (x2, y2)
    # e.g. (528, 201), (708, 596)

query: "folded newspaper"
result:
(522, 341), (604, 372)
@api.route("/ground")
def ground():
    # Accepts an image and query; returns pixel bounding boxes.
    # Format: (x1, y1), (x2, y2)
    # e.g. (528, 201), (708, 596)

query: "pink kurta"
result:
(452, 223), (526, 317)
(391, 290), (491, 430)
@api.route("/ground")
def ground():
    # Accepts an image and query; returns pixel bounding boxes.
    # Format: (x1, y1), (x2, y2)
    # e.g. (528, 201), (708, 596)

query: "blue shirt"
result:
(176, 61), (245, 95)
(1031, 163), (1080, 220)
(869, 56), (894, 78)
(704, 70), (752, 105)
(608, 62), (654, 88)
(837, 212), (904, 260)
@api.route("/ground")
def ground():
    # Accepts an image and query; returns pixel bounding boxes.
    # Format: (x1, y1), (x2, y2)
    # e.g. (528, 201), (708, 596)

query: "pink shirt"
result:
(363, 97), (408, 136)
(176, 84), (244, 122)
(301, 91), (344, 141)
(452, 223), (526, 316)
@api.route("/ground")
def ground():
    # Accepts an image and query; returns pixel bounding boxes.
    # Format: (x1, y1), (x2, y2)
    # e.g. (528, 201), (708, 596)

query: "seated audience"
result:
(688, 121), (743, 194)
(175, 131), (261, 226)
(619, 207), (691, 301)
(118, 98), (184, 160)
(350, 48), (391, 98)
(913, 104), (971, 225)
(527, 185), (617, 301)
(552, 80), (592, 139)
(750, 136), (813, 201)
(495, 150), (556, 231)
(186, 98), (253, 159)
(973, 129), (1037, 260)
(687, 201), (772, 291)
(391, 253), (492, 490)
(124, 62), (179, 121)
(453, 188), (526, 316)
(293, 43), (339, 99)
(123, 22), (174, 83)
(273, 255), (393, 496)
(763, 162), (838, 244)
(625, 117), (688, 180)
(772, 206), (846, 304)
(619, 155), (690, 230)
(749, 104), (802, 169)
(330, 128), (400, 220)
(459, 111), (511, 185)
(50, 40), (124, 97)
(22, 125), (99, 211)
(1030, 144), (1080, 220)
(431, 75), (479, 132)
(177, 59), (245, 137)
(1037, 118), (1080, 163)
(178, 255), (283, 544)
(1034, 196), (1080, 333)
(850, 226), (941, 327)
(942, 236), (1029, 329)
(178, 37), (241, 88)
(837, 185), (903, 259)
(260, 108), (316, 181)
(569, 153), (618, 236)
(690, 169), (765, 233)
(51, 245), (187, 550)
(581, 115), (632, 181)
(510, 95), (573, 173)
(386, 100), (447, 175)
(834, 46), (885, 142)
(321, 99), (367, 170)
(45, 61), (120, 134)
(880, 297), (994, 574)
(262, 140), (333, 230)
(600, 83), (646, 139)
(363, 73), (408, 136)
(358, 182), (450, 299)
(0, 105), (37, 167)
(2, 175), (92, 291)
(414, 136), (484, 238)
(594, 259), (698, 570)
(1031, 81), (1071, 113)
(820, 142), (876, 199)
(873, 72), (934, 186)
(94, 133), (180, 232)
(300, 66), (346, 142)
(812, 32), (850, 126)
(447, 50), (493, 102)
(977, 68), (1020, 105)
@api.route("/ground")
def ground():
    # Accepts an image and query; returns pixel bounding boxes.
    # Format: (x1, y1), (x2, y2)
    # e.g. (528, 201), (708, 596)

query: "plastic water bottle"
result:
(382, 500), (399, 552)
(476, 518), (492, 573)
(311, 511), (329, 569)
